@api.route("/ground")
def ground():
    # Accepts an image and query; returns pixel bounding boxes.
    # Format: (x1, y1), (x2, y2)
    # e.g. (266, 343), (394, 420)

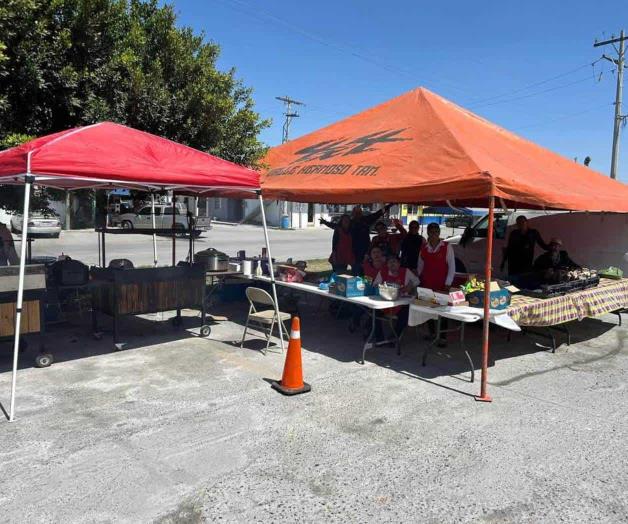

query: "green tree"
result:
(0, 0), (269, 212)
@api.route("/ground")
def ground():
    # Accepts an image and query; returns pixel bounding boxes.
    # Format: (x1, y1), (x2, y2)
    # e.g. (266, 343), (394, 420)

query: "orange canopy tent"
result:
(261, 87), (628, 402)
(261, 87), (628, 211)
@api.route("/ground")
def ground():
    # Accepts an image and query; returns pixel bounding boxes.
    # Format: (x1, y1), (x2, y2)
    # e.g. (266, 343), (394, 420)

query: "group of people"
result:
(321, 205), (455, 293)
(321, 206), (456, 344)
(501, 215), (580, 287)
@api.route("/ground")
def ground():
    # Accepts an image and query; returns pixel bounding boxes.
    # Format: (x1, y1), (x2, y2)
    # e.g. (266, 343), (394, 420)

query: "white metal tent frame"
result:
(5, 155), (283, 422)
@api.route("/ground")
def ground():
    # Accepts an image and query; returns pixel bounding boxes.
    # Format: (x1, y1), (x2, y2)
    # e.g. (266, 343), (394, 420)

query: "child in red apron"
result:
(363, 246), (385, 280)
(373, 255), (419, 342)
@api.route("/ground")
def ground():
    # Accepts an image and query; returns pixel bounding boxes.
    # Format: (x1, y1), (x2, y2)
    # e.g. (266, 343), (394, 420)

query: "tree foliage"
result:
(0, 0), (269, 212)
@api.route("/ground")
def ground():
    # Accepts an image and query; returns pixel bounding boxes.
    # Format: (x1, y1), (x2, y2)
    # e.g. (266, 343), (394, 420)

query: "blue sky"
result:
(168, 0), (627, 181)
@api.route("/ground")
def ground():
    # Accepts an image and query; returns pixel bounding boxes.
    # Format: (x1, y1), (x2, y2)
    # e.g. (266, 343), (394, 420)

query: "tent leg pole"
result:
(476, 195), (495, 403)
(258, 194), (284, 352)
(151, 193), (158, 267)
(171, 191), (176, 267)
(9, 177), (33, 422)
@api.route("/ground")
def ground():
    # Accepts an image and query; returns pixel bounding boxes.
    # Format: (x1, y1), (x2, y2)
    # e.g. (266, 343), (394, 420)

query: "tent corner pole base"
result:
(478, 195), (495, 403)
(9, 175), (33, 422)
(257, 193), (284, 352)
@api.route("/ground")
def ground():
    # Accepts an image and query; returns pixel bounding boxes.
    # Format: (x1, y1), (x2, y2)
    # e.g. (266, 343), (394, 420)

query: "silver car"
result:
(11, 214), (62, 238)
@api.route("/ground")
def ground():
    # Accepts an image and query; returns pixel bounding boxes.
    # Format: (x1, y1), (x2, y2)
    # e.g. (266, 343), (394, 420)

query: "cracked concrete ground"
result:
(0, 297), (626, 523)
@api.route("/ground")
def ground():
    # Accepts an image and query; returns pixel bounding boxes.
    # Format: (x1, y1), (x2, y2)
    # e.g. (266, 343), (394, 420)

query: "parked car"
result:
(448, 210), (628, 276)
(10, 214), (62, 238)
(117, 204), (212, 235)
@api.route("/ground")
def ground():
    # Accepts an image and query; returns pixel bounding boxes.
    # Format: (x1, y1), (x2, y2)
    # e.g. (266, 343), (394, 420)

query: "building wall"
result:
(203, 198), (332, 229)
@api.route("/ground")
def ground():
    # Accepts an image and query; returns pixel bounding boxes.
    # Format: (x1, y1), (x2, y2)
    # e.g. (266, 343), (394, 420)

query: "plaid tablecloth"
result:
(507, 278), (628, 327)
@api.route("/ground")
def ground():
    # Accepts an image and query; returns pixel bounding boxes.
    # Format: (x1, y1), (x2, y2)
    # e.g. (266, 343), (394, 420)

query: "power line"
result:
(466, 62), (599, 107)
(220, 0), (608, 109)
(469, 75), (596, 109)
(218, 0), (469, 95)
(514, 103), (612, 131)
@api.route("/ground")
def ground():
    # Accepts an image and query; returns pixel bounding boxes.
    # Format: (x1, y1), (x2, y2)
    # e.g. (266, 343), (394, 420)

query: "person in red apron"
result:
(363, 246), (385, 280)
(327, 214), (355, 273)
(373, 255), (419, 341)
(417, 223), (456, 345)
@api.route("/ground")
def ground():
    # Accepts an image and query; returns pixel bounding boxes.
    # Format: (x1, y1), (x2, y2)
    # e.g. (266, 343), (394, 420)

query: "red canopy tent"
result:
(0, 121), (260, 192)
(260, 87), (628, 401)
(0, 122), (283, 421)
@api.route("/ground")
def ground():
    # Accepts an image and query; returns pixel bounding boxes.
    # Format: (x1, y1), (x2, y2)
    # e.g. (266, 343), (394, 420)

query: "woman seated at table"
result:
(363, 246), (386, 280)
(372, 254), (419, 341)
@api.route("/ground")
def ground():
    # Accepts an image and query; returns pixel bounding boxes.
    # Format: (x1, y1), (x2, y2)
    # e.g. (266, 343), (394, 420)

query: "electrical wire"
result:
(216, 0), (613, 139)
(218, 0), (470, 95)
(514, 103), (612, 131)
(466, 61), (600, 107)
(469, 75), (597, 109)
(219, 0), (608, 111)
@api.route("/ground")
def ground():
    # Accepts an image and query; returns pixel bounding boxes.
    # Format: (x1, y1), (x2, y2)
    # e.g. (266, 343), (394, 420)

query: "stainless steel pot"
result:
(195, 249), (229, 271)
(207, 254), (229, 271)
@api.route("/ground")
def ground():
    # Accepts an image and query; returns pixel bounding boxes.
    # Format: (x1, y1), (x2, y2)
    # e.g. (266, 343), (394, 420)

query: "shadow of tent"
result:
(0, 310), (200, 373)
(215, 296), (623, 395)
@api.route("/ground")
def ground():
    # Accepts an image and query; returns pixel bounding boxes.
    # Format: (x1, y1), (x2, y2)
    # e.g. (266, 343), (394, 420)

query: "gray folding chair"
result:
(241, 287), (291, 353)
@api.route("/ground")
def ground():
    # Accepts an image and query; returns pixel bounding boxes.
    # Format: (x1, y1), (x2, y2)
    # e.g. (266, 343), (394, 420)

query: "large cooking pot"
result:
(195, 248), (229, 271)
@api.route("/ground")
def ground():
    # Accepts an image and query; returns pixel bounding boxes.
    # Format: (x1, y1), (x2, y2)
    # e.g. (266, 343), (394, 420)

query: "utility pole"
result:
(275, 95), (305, 227)
(276, 95), (305, 144)
(594, 30), (627, 179)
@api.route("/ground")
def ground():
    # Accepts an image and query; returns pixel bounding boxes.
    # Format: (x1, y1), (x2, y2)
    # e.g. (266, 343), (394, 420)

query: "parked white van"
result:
(447, 210), (628, 277)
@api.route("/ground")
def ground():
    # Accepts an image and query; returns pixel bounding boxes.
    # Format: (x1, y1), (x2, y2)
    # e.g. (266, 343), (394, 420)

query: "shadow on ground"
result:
(0, 310), (203, 373)
(0, 285), (622, 400)
(216, 288), (622, 395)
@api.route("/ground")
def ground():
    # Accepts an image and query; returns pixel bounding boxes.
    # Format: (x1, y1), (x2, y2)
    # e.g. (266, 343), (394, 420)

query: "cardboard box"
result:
(333, 274), (366, 297)
(448, 290), (466, 305)
(467, 289), (511, 310)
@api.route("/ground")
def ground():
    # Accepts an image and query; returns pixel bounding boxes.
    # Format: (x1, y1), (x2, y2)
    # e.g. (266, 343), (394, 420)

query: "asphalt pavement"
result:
(24, 224), (333, 266)
(0, 298), (626, 522)
(23, 223), (466, 267)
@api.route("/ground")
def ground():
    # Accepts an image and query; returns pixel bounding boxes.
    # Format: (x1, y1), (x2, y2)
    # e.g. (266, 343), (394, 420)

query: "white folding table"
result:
(242, 275), (413, 363)
(408, 303), (521, 382)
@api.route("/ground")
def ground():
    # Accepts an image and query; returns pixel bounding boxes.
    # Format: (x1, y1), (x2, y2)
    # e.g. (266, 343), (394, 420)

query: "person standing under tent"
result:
(320, 203), (393, 275)
(370, 218), (405, 257)
(501, 215), (549, 284)
(322, 214), (355, 274)
(399, 219), (424, 272)
(349, 204), (393, 275)
(417, 222), (455, 346)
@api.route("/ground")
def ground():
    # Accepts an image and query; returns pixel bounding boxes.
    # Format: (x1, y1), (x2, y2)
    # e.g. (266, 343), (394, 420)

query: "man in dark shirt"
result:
(502, 215), (549, 278)
(321, 204), (392, 275)
(533, 238), (580, 273)
(399, 220), (424, 271)
(350, 204), (392, 275)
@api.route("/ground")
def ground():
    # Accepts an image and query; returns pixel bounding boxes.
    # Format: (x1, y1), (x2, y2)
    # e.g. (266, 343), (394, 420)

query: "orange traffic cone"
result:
(271, 316), (311, 396)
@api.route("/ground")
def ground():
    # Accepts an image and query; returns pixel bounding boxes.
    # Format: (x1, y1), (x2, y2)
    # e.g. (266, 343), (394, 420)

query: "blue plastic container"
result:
(280, 214), (290, 229)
